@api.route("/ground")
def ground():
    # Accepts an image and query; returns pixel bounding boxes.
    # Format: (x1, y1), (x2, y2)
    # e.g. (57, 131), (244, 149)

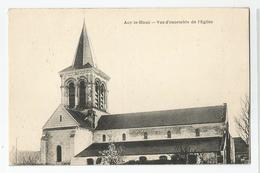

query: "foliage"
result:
(173, 144), (195, 164)
(197, 153), (218, 164)
(98, 143), (123, 165)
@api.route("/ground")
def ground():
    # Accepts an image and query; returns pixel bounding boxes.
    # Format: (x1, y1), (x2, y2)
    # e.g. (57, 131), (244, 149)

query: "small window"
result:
(96, 157), (102, 164)
(159, 155), (167, 161)
(139, 156), (147, 163)
(144, 132), (148, 139)
(59, 115), (62, 122)
(167, 131), (171, 138)
(122, 133), (126, 141)
(87, 158), (94, 165)
(102, 135), (106, 142)
(195, 129), (200, 136)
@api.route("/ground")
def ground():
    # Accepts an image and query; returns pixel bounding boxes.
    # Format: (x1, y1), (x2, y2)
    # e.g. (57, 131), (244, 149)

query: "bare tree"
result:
(235, 95), (250, 145)
(18, 151), (40, 165)
(9, 146), (17, 165)
(98, 143), (123, 165)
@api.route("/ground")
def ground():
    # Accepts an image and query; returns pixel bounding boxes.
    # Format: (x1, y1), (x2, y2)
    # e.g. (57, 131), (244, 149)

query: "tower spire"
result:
(72, 20), (95, 69)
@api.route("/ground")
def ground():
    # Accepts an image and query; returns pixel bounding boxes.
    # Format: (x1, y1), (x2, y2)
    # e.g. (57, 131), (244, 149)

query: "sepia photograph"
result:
(8, 8), (250, 165)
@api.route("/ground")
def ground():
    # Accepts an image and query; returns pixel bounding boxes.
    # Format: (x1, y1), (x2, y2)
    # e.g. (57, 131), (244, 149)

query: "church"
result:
(40, 22), (232, 165)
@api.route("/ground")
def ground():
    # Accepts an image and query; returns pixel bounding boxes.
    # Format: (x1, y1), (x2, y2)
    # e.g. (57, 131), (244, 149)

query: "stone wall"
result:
(41, 127), (93, 165)
(93, 123), (226, 143)
(43, 105), (78, 130)
(74, 128), (93, 155)
(41, 128), (75, 165)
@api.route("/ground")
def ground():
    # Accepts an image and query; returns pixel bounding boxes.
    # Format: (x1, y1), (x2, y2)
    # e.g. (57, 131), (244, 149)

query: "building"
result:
(40, 22), (232, 165)
(232, 137), (249, 164)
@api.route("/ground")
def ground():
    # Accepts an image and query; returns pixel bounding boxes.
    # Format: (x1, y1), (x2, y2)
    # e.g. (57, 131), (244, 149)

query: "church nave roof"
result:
(96, 104), (227, 130)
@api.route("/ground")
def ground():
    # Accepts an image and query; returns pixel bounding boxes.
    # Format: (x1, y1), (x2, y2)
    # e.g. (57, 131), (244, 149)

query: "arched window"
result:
(56, 145), (62, 162)
(68, 82), (75, 108)
(139, 156), (147, 163)
(96, 157), (102, 164)
(102, 134), (106, 142)
(95, 80), (100, 108)
(167, 131), (171, 138)
(79, 81), (86, 107)
(159, 155), (167, 161)
(144, 132), (148, 139)
(87, 158), (94, 165)
(122, 133), (126, 141)
(100, 84), (105, 110)
(59, 115), (62, 122)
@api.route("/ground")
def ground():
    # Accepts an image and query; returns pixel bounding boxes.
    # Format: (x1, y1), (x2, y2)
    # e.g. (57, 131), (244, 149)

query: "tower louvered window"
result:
(95, 80), (100, 108)
(68, 82), (75, 108)
(100, 84), (105, 110)
(95, 79), (106, 111)
(79, 81), (86, 107)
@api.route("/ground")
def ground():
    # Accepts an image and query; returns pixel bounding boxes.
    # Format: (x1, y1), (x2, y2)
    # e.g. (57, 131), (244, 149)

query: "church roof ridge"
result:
(102, 104), (226, 117)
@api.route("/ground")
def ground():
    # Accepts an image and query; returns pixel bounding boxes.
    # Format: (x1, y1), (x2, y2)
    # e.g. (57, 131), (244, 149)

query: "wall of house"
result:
(74, 128), (93, 156)
(41, 128), (76, 165)
(71, 157), (88, 165)
(40, 137), (47, 164)
(93, 123), (226, 143)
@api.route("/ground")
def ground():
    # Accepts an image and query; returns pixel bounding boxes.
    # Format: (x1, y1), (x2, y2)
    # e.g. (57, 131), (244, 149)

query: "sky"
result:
(9, 8), (249, 151)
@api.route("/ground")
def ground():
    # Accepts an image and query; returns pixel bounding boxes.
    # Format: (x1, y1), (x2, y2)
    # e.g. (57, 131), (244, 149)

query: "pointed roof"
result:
(72, 21), (95, 68)
(60, 21), (95, 73)
(73, 21), (95, 68)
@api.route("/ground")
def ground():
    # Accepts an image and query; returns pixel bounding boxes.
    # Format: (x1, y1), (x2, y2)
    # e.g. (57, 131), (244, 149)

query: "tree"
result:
(18, 151), (40, 165)
(9, 150), (40, 165)
(197, 153), (219, 164)
(170, 144), (196, 164)
(9, 146), (17, 165)
(98, 143), (123, 165)
(235, 95), (250, 145)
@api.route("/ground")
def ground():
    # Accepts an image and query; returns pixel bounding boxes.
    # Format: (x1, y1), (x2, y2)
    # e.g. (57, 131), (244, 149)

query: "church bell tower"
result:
(59, 21), (110, 115)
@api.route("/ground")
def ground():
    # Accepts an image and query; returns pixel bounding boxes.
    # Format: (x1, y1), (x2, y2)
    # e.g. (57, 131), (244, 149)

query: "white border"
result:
(0, 1), (259, 173)
(258, 7), (260, 170)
